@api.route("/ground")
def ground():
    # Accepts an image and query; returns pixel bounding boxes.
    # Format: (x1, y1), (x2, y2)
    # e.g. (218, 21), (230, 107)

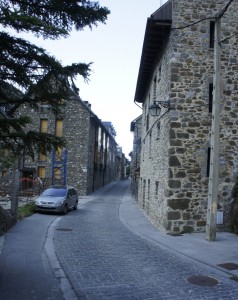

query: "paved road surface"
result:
(54, 180), (238, 299)
(1, 180), (238, 299)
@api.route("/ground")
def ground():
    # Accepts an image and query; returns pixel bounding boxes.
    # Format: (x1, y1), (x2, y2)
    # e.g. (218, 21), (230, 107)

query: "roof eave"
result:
(134, 1), (172, 104)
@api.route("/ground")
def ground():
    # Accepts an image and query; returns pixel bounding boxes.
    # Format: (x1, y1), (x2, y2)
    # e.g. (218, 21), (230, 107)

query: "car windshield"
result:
(41, 188), (67, 197)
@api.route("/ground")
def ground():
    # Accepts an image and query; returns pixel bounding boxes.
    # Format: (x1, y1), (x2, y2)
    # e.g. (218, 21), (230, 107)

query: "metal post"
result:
(206, 17), (221, 241)
(11, 165), (20, 216)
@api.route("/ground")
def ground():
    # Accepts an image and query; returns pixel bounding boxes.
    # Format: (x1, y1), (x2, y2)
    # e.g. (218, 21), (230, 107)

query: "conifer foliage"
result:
(0, 0), (109, 159)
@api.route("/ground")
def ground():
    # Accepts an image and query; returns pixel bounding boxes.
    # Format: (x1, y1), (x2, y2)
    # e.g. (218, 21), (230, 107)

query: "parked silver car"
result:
(35, 186), (78, 214)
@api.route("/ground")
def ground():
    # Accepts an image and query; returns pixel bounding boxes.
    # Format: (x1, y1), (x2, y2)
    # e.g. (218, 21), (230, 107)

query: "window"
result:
(146, 113), (150, 131)
(40, 119), (48, 133)
(155, 181), (159, 196)
(39, 119), (48, 160)
(142, 179), (146, 208)
(142, 179), (146, 200)
(39, 152), (46, 161)
(3, 148), (9, 156)
(69, 188), (76, 196)
(153, 76), (157, 102)
(207, 147), (211, 177)
(98, 127), (102, 163)
(157, 122), (161, 139)
(38, 166), (46, 178)
(55, 119), (63, 137)
(40, 101), (49, 113)
(143, 102), (147, 126)
(42, 187), (66, 197)
(54, 167), (61, 180)
(147, 179), (150, 198)
(54, 147), (62, 161)
(157, 67), (161, 81)
(210, 21), (215, 49)
(94, 127), (99, 164)
(149, 132), (152, 157)
(209, 83), (213, 113)
(2, 170), (8, 177)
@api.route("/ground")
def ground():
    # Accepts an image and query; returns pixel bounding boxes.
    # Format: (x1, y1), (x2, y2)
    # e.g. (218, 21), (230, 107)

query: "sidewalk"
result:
(0, 213), (64, 300)
(119, 187), (238, 277)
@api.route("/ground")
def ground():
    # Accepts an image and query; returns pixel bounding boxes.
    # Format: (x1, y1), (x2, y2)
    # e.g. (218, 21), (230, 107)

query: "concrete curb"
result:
(0, 235), (4, 255)
(45, 216), (78, 300)
(44, 195), (98, 300)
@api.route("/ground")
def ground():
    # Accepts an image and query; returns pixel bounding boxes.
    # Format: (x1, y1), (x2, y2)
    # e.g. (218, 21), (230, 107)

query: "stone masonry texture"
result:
(15, 96), (118, 196)
(138, 0), (238, 234)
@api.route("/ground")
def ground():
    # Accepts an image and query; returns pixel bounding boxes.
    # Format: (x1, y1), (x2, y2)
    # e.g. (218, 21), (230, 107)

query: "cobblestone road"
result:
(54, 181), (238, 299)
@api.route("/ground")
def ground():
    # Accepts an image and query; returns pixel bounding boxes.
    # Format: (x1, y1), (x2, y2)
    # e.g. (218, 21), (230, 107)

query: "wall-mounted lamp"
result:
(148, 101), (170, 117)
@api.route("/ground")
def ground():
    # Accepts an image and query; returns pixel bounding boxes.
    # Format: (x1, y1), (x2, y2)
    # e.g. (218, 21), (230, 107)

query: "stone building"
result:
(3, 93), (119, 196)
(134, 0), (238, 234)
(130, 115), (142, 200)
(115, 147), (129, 180)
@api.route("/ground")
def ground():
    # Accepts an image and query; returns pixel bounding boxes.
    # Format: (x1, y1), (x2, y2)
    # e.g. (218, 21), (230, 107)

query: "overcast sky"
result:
(30, 0), (167, 158)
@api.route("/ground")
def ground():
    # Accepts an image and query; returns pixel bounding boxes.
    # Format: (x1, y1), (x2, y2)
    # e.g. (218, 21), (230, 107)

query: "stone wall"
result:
(138, 0), (238, 233)
(138, 44), (172, 230)
(130, 116), (142, 199)
(86, 117), (118, 193)
(16, 99), (91, 195)
(63, 99), (91, 195)
(14, 96), (118, 196)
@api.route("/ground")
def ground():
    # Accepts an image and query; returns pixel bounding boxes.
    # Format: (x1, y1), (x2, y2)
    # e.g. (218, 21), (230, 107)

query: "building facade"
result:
(10, 95), (119, 196)
(130, 116), (142, 200)
(134, 0), (238, 234)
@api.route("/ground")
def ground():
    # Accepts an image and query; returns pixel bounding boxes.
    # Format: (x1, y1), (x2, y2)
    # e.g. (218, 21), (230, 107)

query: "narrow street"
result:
(1, 180), (238, 299)
(54, 180), (238, 299)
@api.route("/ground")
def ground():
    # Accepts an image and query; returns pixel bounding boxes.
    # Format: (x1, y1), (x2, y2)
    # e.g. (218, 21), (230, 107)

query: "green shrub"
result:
(230, 275), (238, 282)
(18, 202), (35, 220)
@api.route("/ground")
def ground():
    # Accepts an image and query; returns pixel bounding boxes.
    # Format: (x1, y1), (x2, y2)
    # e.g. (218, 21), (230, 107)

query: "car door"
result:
(71, 188), (77, 207)
(67, 188), (74, 208)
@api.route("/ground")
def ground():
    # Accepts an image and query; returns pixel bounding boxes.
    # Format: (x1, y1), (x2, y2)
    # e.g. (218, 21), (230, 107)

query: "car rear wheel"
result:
(73, 201), (78, 210)
(62, 204), (68, 215)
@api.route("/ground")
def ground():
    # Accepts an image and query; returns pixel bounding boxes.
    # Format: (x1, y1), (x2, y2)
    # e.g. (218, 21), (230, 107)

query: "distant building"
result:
(1, 91), (120, 196)
(130, 116), (142, 200)
(102, 122), (117, 138)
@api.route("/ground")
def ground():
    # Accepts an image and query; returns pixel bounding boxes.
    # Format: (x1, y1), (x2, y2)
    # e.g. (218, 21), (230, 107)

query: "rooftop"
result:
(134, 0), (172, 104)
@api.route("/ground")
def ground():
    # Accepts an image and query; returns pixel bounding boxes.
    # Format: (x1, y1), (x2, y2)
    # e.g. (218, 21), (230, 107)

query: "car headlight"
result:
(56, 201), (64, 206)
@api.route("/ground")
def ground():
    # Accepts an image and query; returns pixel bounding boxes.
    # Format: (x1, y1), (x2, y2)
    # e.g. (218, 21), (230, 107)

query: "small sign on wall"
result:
(217, 210), (224, 225)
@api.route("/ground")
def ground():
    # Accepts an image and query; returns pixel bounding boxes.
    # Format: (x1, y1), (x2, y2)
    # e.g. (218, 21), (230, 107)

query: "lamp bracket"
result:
(155, 101), (170, 108)
(148, 100), (170, 117)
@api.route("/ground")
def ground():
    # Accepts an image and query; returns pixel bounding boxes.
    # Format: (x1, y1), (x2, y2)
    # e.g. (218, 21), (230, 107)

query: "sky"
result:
(28, 0), (167, 159)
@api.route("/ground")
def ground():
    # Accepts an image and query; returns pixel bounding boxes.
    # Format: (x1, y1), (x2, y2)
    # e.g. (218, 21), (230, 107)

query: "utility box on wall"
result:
(217, 210), (224, 225)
